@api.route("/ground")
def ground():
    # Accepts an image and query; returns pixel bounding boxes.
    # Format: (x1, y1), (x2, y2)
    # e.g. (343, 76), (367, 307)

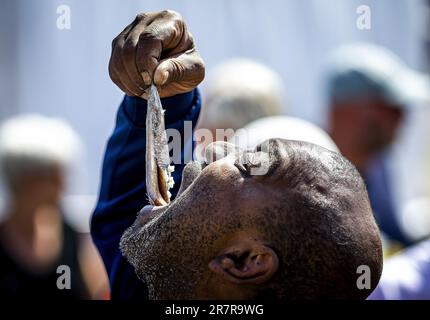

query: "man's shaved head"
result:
(120, 139), (382, 300)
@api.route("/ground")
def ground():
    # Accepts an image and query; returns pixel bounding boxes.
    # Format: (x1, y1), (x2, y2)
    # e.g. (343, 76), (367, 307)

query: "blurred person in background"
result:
(368, 141), (430, 299)
(368, 10), (430, 299)
(0, 114), (108, 299)
(325, 43), (430, 249)
(198, 58), (339, 170)
(231, 116), (339, 153)
(196, 58), (285, 156)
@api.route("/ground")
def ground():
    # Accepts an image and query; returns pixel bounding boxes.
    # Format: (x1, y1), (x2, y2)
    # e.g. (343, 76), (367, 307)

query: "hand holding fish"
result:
(109, 10), (205, 98)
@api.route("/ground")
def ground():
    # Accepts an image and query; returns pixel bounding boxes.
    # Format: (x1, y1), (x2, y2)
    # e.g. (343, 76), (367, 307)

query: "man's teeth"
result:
(168, 176), (175, 189)
(158, 166), (175, 202)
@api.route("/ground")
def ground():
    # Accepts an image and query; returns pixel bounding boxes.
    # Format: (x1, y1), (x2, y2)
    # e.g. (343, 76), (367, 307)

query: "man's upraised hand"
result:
(109, 10), (205, 98)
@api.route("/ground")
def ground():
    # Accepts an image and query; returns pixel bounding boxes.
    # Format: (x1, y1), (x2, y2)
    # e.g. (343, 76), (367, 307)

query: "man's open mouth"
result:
(145, 82), (265, 211)
(145, 84), (243, 208)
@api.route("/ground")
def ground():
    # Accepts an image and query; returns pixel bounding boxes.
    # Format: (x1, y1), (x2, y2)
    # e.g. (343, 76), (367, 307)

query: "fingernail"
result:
(157, 70), (169, 86)
(140, 88), (149, 100)
(141, 71), (151, 86)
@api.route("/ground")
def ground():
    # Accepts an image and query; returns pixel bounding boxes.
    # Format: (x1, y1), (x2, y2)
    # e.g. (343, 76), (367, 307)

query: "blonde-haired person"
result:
(0, 114), (108, 299)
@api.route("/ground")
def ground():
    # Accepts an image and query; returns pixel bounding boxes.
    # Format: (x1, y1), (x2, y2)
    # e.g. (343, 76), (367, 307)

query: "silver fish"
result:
(146, 84), (174, 206)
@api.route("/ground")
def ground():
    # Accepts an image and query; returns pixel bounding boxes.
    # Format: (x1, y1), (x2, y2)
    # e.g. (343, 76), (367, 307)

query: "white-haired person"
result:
(196, 58), (286, 157)
(0, 114), (107, 299)
(230, 116), (339, 153)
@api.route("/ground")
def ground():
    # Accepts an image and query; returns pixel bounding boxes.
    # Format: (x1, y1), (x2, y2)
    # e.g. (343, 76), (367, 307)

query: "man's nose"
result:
(205, 141), (243, 164)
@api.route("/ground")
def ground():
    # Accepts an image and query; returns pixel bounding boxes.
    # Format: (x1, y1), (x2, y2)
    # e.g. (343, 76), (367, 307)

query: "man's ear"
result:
(208, 240), (279, 285)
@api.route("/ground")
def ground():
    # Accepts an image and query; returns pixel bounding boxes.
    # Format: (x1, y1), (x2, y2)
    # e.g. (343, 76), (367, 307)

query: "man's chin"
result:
(119, 220), (151, 272)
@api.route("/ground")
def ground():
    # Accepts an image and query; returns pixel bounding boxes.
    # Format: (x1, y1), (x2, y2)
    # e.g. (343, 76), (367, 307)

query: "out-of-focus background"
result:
(0, 0), (430, 299)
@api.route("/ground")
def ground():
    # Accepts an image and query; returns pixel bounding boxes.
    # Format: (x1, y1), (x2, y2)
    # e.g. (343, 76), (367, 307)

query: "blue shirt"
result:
(91, 89), (201, 300)
(368, 239), (430, 300)
(364, 156), (412, 245)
